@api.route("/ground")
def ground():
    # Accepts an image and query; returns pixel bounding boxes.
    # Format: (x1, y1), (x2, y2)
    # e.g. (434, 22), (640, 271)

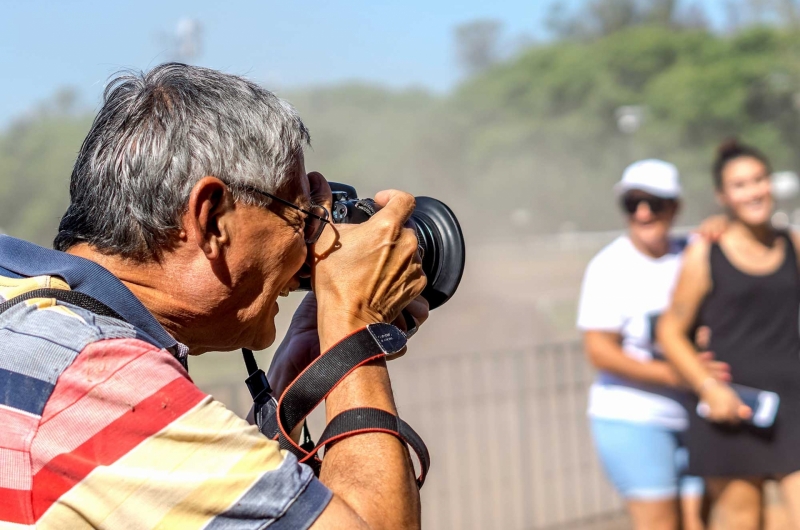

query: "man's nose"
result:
(634, 202), (653, 221)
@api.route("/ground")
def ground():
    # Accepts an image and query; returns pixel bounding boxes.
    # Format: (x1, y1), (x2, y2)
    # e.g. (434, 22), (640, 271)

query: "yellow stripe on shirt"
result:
(0, 276), (70, 302)
(152, 438), (286, 530)
(37, 397), (286, 530)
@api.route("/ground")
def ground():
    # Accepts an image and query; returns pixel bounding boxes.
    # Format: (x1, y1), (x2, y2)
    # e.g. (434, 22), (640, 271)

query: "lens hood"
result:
(411, 197), (465, 310)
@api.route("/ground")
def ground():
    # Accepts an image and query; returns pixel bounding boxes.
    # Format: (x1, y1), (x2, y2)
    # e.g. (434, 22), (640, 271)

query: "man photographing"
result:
(0, 63), (427, 529)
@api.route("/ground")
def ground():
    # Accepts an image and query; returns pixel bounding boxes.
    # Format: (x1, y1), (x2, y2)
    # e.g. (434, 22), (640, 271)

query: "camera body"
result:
(330, 183), (378, 224)
(328, 183), (465, 310)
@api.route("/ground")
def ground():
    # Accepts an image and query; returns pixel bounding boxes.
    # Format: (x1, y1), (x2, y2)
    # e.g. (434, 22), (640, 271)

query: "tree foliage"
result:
(448, 23), (800, 234)
(0, 107), (91, 245)
(454, 19), (505, 75)
(4, 21), (800, 245)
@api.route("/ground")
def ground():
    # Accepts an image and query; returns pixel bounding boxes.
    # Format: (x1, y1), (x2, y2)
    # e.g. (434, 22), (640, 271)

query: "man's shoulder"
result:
(0, 275), (179, 419)
(586, 236), (632, 275)
(1, 287), (140, 352)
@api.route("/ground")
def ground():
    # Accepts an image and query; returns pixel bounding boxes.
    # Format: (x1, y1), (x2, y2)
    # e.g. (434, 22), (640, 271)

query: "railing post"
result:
(516, 348), (533, 530)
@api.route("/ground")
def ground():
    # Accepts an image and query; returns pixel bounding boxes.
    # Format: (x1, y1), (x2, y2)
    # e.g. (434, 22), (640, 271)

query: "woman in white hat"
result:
(578, 160), (727, 530)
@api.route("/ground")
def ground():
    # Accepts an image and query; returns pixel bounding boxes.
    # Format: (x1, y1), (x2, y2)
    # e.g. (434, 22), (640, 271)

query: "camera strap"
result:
(245, 323), (430, 488)
(0, 288), (124, 320)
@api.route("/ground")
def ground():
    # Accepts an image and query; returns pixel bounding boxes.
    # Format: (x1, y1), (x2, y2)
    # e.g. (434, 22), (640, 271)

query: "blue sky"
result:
(1, 0), (728, 127)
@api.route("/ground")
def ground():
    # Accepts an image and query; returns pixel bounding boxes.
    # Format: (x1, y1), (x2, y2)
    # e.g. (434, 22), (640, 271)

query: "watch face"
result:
(367, 323), (407, 355)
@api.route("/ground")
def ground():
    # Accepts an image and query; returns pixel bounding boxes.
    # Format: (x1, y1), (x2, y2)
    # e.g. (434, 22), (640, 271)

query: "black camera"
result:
(300, 183), (465, 309)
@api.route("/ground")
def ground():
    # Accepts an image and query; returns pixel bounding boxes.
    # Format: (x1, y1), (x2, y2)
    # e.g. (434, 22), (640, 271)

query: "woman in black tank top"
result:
(659, 140), (800, 529)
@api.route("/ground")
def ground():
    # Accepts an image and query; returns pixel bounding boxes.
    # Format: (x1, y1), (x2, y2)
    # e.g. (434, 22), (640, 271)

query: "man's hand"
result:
(311, 187), (427, 351)
(693, 326), (731, 385)
(268, 292), (320, 398)
(387, 296), (429, 360)
(308, 171), (333, 213)
(694, 214), (729, 241)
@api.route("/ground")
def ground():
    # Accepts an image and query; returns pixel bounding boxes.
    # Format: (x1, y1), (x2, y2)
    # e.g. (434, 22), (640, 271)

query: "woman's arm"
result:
(657, 241), (713, 391)
(658, 240), (750, 423)
(583, 330), (682, 387)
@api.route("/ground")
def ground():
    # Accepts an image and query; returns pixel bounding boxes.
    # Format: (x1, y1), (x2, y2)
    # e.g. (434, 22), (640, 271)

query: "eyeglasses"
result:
(242, 185), (330, 244)
(621, 194), (673, 215)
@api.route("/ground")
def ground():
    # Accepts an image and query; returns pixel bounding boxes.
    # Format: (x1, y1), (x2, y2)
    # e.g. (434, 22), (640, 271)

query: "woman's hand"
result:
(700, 381), (752, 424)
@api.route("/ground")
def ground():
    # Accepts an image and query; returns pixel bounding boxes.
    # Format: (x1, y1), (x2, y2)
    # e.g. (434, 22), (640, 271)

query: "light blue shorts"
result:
(590, 417), (704, 500)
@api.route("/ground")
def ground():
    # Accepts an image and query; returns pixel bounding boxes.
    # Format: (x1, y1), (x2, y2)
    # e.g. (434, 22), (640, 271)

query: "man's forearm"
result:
(317, 324), (421, 530)
(584, 332), (680, 387)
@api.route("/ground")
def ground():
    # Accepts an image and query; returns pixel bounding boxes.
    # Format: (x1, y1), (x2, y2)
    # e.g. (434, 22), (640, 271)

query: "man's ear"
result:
(185, 177), (235, 260)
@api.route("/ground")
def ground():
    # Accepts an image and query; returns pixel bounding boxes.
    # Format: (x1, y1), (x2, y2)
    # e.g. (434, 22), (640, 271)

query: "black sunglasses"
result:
(621, 194), (672, 215)
(242, 185), (330, 244)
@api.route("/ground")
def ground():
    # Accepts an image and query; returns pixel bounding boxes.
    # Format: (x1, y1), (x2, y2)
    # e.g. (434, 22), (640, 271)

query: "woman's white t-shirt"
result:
(577, 235), (689, 431)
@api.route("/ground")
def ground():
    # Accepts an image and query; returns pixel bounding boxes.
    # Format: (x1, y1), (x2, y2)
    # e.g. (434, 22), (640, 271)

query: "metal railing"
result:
(200, 341), (626, 530)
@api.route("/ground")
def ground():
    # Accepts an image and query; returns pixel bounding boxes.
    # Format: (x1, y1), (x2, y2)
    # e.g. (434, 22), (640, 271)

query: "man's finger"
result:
(372, 189), (416, 226)
(710, 360), (731, 371)
(404, 296), (429, 327)
(307, 171), (333, 211)
(694, 326), (712, 350)
(709, 364), (732, 382)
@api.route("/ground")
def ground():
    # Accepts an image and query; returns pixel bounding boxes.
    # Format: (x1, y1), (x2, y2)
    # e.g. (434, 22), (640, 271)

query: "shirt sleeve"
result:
(32, 338), (332, 530)
(576, 254), (624, 332)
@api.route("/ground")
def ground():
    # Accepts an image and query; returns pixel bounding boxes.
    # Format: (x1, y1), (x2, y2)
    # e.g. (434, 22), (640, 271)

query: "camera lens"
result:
(410, 197), (465, 310)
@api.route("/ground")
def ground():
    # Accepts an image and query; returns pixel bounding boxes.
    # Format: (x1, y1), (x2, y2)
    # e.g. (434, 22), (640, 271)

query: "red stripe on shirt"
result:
(41, 338), (186, 423)
(0, 448), (31, 490)
(0, 487), (33, 525)
(0, 406), (39, 452)
(31, 376), (205, 519)
(32, 341), (184, 474)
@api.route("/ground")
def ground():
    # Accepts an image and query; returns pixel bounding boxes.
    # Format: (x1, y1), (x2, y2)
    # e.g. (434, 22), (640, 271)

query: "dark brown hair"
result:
(712, 138), (772, 190)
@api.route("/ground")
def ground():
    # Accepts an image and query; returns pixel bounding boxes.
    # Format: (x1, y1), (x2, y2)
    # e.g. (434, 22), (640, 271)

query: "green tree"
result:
(0, 104), (91, 246)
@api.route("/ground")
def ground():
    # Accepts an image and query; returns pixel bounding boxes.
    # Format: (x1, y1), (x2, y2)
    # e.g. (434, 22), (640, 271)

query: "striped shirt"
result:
(0, 236), (331, 529)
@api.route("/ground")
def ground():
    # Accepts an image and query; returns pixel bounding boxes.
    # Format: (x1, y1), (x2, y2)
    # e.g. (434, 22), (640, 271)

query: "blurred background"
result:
(4, 0), (800, 528)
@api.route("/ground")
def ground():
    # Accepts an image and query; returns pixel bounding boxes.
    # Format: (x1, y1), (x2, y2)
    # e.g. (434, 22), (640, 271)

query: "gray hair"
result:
(54, 62), (310, 260)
